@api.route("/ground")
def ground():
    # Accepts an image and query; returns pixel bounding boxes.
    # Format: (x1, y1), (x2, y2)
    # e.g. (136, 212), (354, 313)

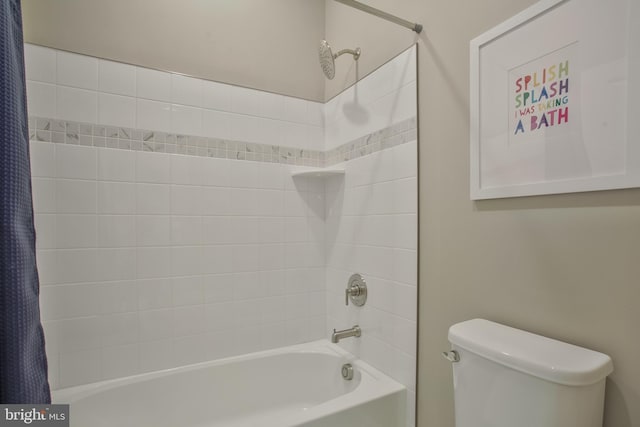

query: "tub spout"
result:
(331, 325), (361, 343)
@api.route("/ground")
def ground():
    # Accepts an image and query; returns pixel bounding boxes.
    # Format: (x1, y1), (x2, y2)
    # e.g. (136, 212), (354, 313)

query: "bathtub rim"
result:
(54, 339), (406, 418)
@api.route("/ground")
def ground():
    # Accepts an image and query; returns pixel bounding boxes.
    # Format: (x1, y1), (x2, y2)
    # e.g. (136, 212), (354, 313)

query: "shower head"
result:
(319, 40), (361, 80)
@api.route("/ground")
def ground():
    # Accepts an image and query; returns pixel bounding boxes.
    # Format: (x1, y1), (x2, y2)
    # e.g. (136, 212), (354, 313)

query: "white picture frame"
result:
(470, 0), (640, 200)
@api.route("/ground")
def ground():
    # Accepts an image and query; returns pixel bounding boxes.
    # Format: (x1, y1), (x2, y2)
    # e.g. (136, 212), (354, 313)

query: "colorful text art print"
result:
(508, 43), (577, 145)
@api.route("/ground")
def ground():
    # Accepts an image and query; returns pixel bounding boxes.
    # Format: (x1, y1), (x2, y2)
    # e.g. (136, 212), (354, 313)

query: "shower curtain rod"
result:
(334, 0), (423, 34)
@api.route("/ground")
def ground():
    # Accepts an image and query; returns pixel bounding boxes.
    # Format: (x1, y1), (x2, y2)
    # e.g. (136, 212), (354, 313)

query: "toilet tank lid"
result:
(448, 319), (613, 386)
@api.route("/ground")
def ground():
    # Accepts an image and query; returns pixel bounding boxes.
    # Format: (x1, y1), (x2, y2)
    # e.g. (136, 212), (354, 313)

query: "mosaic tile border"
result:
(325, 117), (417, 166)
(28, 116), (417, 168)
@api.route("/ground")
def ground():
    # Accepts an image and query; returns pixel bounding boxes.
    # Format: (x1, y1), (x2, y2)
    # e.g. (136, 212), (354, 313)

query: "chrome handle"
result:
(345, 273), (367, 307)
(345, 285), (361, 305)
(442, 350), (460, 363)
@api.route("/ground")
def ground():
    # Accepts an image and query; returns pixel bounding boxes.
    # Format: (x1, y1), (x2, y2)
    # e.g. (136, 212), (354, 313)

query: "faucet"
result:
(331, 325), (361, 343)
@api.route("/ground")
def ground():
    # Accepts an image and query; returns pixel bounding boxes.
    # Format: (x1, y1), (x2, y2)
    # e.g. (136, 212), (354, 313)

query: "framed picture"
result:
(470, 0), (640, 200)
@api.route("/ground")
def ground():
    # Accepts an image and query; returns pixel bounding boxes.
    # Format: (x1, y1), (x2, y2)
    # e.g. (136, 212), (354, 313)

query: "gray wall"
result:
(325, 0), (640, 426)
(22, 0), (326, 101)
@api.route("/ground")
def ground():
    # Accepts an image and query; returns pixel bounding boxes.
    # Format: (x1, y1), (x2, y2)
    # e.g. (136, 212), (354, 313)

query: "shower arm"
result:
(333, 0), (423, 34)
(334, 48), (361, 60)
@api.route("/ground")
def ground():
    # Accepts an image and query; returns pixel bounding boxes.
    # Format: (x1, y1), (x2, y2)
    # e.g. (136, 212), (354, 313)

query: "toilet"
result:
(444, 319), (613, 427)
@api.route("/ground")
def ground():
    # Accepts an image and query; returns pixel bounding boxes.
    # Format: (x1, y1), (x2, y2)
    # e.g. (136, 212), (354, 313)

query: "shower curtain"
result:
(0, 0), (51, 403)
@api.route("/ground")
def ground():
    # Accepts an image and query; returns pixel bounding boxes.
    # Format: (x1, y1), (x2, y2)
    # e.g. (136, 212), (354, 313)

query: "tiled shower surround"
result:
(27, 42), (417, 423)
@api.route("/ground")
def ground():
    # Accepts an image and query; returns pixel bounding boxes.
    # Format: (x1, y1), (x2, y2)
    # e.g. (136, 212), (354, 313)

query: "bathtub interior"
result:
(55, 341), (405, 427)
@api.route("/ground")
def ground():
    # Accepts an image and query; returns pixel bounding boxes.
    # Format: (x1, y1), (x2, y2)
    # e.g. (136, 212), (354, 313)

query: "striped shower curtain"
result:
(0, 0), (51, 403)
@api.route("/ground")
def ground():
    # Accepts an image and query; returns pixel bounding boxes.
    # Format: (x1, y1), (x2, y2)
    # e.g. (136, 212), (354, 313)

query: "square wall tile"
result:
(36, 250), (58, 285)
(393, 249), (417, 286)
(173, 335), (207, 366)
(392, 141), (418, 180)
(136, 216), (171, 247)
(137, 278), (173, 310)
(170, 185), (202, 216)
(136, 151), (171, 184)
(394, 214), (417, 250)
(56, 214), (97, 249)
(59, 349), (101, 388)
(56, 180), (96, 214)
(171, 246), (202, 277)
(136, 99), (171, 133)
(32, 178), (56, 214)
(230, 113), (262, 144)
(97, 281), (138, 314)
(40, 284), (100, 321)
(202, 109), (232, 139)
(98, 147), (136, 182)
(170, 216), (202, 246)
(138, 309), (174, 342)
(231, 86), (262, 117)
(139, 339), (174, 373)
(25, 44), (56, 83)
(101, 344), (138, 380)
(98, 93), (136, 128)
(259, 118), (284, 146)
(56, 144), (96, 180)
(56, 50), (98, 90)
(282, 122), (308, 150)
(259, 92), (284, 120)
(97, 182), (136, 215)
(98, 216), (136, 248)
(56, 86), (97, 123)
(172, 276), (204, 307)
(173, 306), (205, 336)
(171, 74), (203, 107)
(393, 178), (418, 214)
(56, 249), (98, 284)
(136, 183), (171, 215)
(34, 214), (56, 249)
(171, 104), (202, 137)
(100, 312), (138, 347)
(26, 81), (56, 118)
(203, 275), (234, 304)
(283, 96), (309, 124)
(306, 101), (324, 127)
(137, 247), (172, 280)
(136, 67), (171, 102)
(30, 141), (56, 178)
(94, 249), (136, 282)
(202, 80), (232, 112)
(98, 59), (136, 96)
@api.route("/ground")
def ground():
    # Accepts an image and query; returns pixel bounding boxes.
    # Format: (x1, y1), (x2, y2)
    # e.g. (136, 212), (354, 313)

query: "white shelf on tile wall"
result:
(290, 166), (345, 178)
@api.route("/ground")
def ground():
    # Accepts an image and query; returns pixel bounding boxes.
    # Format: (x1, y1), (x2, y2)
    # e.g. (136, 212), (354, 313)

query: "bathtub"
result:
(54, 340), (406, 427)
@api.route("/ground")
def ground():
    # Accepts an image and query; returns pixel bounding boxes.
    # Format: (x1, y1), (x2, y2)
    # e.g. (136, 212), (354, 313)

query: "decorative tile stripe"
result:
(28, 116), (417, 167)
(325, 117), (417, 166)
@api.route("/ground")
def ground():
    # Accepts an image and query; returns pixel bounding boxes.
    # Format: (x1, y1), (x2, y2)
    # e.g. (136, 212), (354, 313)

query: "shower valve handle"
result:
(345, 274), (367, 307)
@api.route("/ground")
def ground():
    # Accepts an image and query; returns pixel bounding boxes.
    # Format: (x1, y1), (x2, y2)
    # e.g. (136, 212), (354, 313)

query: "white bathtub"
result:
(54, 340), (406, 427)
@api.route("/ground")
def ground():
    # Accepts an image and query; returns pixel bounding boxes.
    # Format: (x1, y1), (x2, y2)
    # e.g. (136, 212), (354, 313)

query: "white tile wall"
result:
(98, 59), (136, 97)
(324, 140), (418, 426)
(321, 46), (418, 427)
(324, 45), (417, 150)
(28, 43), (417, 427)
(56, 51), (98, 91)
(56, 86), (97, 124)
(25, 44), (324, 152)
(32, 143), (326, 389)
(98, 93), (136, 128)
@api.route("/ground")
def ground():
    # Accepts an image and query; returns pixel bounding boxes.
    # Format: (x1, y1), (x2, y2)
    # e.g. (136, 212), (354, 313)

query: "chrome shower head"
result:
(319, 40), (361, 80)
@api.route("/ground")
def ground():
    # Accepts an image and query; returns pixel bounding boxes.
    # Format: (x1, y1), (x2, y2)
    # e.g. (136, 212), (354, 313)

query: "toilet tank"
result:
(447, 319), (613, 427)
